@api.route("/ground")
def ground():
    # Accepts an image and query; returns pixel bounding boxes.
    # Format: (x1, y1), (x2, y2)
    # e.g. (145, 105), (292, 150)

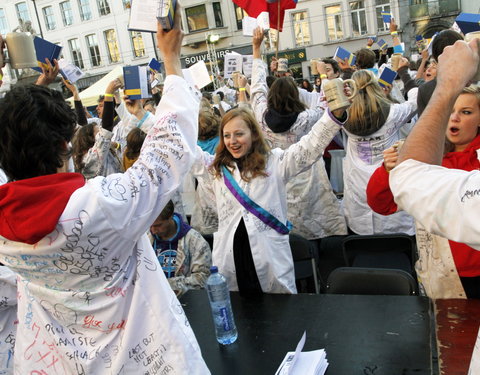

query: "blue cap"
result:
(210, 266), (218, 273)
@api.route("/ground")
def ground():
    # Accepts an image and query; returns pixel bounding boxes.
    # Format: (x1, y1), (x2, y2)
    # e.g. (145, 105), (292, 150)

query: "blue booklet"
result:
(377, 38), (388, 50)
(378, 66), (397, 88)
(415, 35), (424, 41)
(149, 58), (162, 72)
(334, 46), (356, 66)
(455, 13), (480, 34)
(381, 12), (392, 24)
(123, 65), (152, 100)
(393, 44), (404, 55)
(32, 36), (62, 73)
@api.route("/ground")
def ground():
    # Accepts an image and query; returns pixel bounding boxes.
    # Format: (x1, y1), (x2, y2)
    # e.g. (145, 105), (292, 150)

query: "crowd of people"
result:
(0, 4), (480, 374)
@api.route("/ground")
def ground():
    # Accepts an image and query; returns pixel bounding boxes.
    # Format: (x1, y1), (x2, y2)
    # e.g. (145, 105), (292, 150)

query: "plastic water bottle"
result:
(206, 266), (238, 345)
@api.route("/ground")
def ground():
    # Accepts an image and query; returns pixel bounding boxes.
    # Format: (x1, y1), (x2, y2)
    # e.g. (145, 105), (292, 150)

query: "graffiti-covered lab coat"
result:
(343, 90), (418, 235)
(191, 111), (343, 293)
(0, 76), (210, 375)
(250, 58), (347, 240)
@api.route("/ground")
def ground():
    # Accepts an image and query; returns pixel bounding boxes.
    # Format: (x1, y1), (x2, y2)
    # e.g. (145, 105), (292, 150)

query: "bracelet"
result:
(366, 45), (371, 49)
(0, 74), (3, 80)
(320, 74), (327, 79)
(239, 87), (246, 92)
(104, 93), (114, 98)
(390, 31), (398, 35)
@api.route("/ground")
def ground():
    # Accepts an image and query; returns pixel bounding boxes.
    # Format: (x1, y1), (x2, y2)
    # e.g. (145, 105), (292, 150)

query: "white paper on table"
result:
(242, 55), (253, 78)
(275, 331), (306, 375)
(224, 53), (243, 78)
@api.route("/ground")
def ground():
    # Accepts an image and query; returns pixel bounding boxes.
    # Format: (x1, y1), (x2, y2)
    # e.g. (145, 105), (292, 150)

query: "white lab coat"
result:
(390, 159), (480, 375)
(0, 76), (210, 375)
(251, 58), (347, 239)
(343, 90), (417, 235)
(0, 266), (16, 375)
(191, 111), (343, 293)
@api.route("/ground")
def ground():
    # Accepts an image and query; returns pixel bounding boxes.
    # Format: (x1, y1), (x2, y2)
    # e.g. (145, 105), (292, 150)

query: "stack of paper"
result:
(275, 332), (329, 375)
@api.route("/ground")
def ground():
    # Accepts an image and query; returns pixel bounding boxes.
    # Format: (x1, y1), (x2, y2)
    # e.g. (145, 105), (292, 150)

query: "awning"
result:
(67, 66), (123, 107)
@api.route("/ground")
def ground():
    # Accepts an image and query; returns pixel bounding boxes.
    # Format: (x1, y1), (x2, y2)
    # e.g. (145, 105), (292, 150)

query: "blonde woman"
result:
(342, 69), (417, 235)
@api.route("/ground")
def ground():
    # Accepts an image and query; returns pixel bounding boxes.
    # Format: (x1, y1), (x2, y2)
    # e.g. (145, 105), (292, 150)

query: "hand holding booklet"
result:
(128, 0), (176, 32)
(275, 332), (328, 375)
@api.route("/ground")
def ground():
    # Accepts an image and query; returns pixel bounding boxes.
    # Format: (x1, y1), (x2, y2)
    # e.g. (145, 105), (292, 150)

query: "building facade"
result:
(0, 0), (476, 94)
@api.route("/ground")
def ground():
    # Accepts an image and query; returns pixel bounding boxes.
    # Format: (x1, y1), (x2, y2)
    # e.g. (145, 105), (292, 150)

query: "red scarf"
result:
(442, 134), (480, 277)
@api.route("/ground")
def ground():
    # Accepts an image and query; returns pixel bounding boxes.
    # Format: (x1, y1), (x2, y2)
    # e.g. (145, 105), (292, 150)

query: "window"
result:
(0, 9), (10, 35)
(375, 0), (391, 32)
(130, 31), (145, 58)
(15, 2), (30, 23)
(78, 0), (92, 21)
(60, 1), (74, 26)
(42, 6), (56, 30)
(97, 0), (110, 16)
(86, 34), (101, 66)
(122, 0), (131, 9)
(325, 5), (343, 41)
(292, 11), (310, 46)
(350, 1), (367, 37)
(185, 5), (208, 32)
(213, 2), (223, 28)
(104, 29), (120, 63)
(234, 4), (248, 30)
(68, 38), (84, 68)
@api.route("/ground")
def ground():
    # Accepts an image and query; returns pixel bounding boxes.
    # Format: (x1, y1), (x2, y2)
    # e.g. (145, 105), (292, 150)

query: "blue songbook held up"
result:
(334, 46), (356, 66)
(123, 65), (152, 100)
(149, 58), (162, 72)
(32, 36), (63, 73)
(369, 35), (377, 42)
(455, 13), (480, 35)
(393, 44), (404, 55)
(381, 12), (392, 24)
(377, 38), (388, 50)
(378, 66), (397, 88)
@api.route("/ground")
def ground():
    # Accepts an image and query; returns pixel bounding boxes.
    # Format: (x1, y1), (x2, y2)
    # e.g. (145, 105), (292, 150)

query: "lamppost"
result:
(31, 0), (44, 38)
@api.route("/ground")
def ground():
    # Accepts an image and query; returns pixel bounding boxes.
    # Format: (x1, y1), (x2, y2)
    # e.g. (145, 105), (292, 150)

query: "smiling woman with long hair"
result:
(191, 106), (347, 295)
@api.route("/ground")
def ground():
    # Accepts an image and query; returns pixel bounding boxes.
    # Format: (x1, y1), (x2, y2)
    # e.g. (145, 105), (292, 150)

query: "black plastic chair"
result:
(326, 267), (418, 295)
(289, 233), (320, 294)
(342, 234), (416, 276)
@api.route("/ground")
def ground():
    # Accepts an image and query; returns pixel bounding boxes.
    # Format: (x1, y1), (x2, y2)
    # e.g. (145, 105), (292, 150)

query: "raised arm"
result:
(63, 78), (88, 126)
(397, 39), (479, 165)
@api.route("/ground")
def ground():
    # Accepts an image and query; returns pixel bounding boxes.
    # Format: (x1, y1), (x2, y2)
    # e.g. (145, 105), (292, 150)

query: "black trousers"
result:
(233, 218), (263, 296)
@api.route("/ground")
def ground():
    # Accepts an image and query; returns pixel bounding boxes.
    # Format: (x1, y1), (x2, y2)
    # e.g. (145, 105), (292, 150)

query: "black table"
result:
(181, 291), (432, 375)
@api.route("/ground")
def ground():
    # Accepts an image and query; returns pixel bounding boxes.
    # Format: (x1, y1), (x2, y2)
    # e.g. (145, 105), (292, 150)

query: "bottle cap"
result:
(210, 266), (218, 274)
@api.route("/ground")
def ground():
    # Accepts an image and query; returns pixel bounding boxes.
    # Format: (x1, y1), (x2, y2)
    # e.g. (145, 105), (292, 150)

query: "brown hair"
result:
(158, 200), (174, 220)
(355, 48), (376, 69)
(267, 77), (306, 114)
(124, 127), (146, 161)
(210, 108), (270, 182)
(198, 110), (220, 140)
(72, 123), (96, 172)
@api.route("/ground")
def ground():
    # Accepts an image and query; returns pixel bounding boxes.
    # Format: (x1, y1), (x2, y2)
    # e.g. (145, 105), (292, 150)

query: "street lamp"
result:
(31, 0), (44, 38)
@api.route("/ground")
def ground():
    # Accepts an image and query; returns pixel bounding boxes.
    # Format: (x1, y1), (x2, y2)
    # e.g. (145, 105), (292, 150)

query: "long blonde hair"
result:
(345, 70), (391, 136)
(210, 108), (270, 182)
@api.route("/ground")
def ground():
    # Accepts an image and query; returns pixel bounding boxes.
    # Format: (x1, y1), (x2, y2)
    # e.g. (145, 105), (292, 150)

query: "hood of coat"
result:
(0, 173), (85, 245)
(264, 108), (300, 133)
(152, 213), (191, 251)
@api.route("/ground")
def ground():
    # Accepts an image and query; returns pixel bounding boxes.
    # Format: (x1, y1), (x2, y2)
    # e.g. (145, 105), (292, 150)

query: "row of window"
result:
(68, 30), (145, 68)
(0, 0), (131, 34)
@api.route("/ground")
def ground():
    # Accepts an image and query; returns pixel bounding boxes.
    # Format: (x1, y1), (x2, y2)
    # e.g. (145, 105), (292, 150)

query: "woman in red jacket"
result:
(367, 85), (480, 299)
